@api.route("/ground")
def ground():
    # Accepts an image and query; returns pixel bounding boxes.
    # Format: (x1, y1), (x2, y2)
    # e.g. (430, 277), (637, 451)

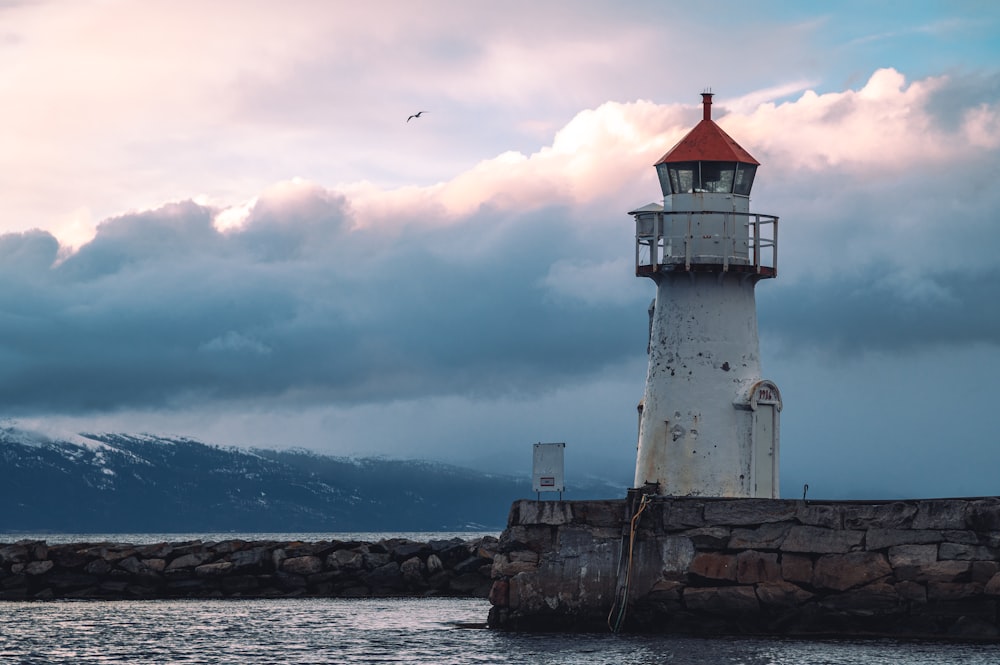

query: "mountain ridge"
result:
(0, 425), (622, 533)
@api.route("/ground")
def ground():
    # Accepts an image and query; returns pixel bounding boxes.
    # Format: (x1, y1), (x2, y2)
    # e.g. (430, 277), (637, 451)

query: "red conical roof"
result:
(655, 93), (759, 166)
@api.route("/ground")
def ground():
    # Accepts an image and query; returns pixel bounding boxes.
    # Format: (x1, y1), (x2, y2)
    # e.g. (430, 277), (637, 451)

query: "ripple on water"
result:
(0, 598), (996, 665)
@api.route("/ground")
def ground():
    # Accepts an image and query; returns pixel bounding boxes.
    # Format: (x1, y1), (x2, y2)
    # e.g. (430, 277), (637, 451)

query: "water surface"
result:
(0, 598), (995, 664)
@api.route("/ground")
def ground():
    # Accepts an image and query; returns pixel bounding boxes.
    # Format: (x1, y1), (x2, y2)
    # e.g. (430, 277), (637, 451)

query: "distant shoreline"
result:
(0, 530), (502, 546)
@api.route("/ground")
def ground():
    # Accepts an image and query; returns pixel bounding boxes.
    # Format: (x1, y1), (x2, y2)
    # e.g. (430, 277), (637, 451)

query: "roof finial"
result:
(701, 88), (714, 121)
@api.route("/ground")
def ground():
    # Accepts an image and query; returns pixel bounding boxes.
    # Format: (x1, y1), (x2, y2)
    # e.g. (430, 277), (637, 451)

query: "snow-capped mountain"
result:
(0, 425), (618, 533)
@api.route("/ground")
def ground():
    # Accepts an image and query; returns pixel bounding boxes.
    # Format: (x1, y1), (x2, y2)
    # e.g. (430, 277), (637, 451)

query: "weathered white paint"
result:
(632, 189), (781, 497)
(629, 92), (782, 497)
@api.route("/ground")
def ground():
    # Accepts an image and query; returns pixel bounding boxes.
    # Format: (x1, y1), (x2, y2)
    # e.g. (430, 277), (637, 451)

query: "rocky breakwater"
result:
(0, 536), (497, 600)
(488, 497), (1000, 640)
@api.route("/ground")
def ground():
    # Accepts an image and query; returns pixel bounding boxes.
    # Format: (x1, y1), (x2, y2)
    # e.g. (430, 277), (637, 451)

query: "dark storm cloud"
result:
(760, 268), (1000, 355)
(0, 188), (646, 415)
(2, 70), (998, 426)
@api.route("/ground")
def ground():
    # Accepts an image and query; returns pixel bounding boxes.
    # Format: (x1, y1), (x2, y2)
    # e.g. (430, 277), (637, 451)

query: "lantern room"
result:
(654, 92), (760, 202)
(657, 160), (757, 197)
(632, 92), (777, 278)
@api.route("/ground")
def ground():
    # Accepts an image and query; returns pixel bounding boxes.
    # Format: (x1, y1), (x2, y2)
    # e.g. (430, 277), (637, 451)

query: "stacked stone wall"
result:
(0, 536), (496, 600)
(488, 497), (1000, 640)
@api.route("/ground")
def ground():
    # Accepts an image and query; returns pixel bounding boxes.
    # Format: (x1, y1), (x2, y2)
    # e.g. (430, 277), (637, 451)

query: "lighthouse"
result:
(631, 92), (782, 498)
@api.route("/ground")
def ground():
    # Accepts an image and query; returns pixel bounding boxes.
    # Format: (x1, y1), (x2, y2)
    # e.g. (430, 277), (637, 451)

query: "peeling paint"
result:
(632, 173), (780, 498)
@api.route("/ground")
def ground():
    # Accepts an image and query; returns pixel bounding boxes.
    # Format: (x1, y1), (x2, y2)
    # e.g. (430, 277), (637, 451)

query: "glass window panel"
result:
(734, 164), (757, 196)
(667, 162), (696, 194)
(655, 163), (672, 196)
(699, 161), (735, 193)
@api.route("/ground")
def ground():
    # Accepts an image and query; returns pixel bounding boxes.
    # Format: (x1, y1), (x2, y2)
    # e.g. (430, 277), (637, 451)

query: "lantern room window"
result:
(657, 161), (694, 195)
(699, 162), (735, 193)
(734, 163), (757, 196)
(656, 161), (756, 196)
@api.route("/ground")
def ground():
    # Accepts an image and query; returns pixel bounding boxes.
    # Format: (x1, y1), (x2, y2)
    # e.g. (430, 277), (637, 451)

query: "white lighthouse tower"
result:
(631, 92), (782, 498)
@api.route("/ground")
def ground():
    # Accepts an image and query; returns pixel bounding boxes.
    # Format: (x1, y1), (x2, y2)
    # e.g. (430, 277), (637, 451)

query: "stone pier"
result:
(0, 536), (497, 600)
(487, 496), (1000, 640)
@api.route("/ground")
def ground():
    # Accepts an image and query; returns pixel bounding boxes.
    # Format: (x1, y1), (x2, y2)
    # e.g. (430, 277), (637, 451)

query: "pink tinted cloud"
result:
(727, 68), (993, 171)
(341, 69), (998, 234)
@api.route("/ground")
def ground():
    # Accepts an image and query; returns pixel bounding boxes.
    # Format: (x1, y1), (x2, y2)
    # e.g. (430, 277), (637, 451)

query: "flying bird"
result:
(407, 111), (425, 122)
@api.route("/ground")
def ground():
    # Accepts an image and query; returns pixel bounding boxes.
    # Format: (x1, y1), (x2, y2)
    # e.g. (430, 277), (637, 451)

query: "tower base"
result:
(488, 495), (1000, 640)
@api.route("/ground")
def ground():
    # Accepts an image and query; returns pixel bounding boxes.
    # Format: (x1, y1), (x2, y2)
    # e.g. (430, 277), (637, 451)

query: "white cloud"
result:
(728, 69), (966, 170)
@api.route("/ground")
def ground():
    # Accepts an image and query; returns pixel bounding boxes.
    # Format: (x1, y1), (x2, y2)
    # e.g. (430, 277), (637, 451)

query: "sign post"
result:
(532, 442), (565, 500)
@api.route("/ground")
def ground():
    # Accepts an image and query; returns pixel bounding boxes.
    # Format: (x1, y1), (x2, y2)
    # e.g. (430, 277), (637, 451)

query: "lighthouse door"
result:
(753, 405), (776, 498)
(749, 381), (781, 499)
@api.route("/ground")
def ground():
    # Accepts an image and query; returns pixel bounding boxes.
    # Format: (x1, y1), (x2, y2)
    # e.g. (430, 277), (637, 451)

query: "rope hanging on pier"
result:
(608, 493), (651, 633)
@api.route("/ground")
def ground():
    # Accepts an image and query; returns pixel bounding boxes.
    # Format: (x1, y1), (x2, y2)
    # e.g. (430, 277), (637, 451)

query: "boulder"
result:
(910, 560), (971, 583)
(819, 582), (901, 613)
(728, 523), (790, 550)
(984, 572), (1000, 595)
(813, 552), (891, 591)
(842, 502), (917, 530)
(166, 552), (214, 571)
(517, 500), (574, 526)
(661, 499), (706, 529)
(887, 544), (937, 567)
(735, 550), (780, 584)
(688, 552), (737, 581)
(939, 543), (997, 561)
(866, 528), (942, 550)
(912, 501), (968, 530)
(388, 541), (427, 561)
(703, 499), (796, 526)
(364, 562), (402, 593)
(795, 504), (842, 529)
(326, 549), (363, 571)
(781, 526), (863, 554)
(755, 581), (813, 607)
(281, 556), (322, 576)
(400, 556), (425, 587)
(683, 585), (759, 613)
(84, 559), (112, 576)
(426, 553), (444, 576)
(143, 558), (167, 573)
(685, 527), (730, 549)
(229, 547), (269, 571)
(780, 554), (813, 584)
(0, 544), (29, 565)
(25, 560), (54, 576)
(196, 562), (235, 577)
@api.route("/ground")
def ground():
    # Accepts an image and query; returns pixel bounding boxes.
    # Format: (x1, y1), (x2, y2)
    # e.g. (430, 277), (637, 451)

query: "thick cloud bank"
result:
(2, 70), (999, 496)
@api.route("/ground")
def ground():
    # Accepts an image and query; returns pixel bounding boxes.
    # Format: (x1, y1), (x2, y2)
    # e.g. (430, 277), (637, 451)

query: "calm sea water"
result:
(2, 533), (997, 664)
(1, 598), (996, 665)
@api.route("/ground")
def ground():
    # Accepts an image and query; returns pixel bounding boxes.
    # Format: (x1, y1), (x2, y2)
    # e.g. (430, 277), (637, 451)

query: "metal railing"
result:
(634, 210), (778, 277)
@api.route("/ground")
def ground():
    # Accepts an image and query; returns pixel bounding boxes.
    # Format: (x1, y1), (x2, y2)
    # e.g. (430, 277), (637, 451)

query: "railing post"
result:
(634, 215), (638, 272)
(753, 215), (760, 271)
(652, 213), (660, 269)
(772, 217), (778, 276)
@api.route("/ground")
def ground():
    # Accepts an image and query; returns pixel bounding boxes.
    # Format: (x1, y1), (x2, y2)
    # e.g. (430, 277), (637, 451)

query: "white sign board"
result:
(532, 442), (565, 494)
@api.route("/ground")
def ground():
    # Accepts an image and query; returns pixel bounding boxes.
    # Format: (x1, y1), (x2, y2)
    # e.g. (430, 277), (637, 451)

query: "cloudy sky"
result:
(2, 0), (999, 499)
